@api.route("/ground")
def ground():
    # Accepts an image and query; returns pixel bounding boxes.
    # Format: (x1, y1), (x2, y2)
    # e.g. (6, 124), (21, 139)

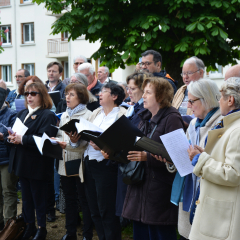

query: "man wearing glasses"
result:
(172, 56), (204, 118)
(62, 55), (88, 85)
(140, 50), (178, 93)
(6, 69), (30, 109)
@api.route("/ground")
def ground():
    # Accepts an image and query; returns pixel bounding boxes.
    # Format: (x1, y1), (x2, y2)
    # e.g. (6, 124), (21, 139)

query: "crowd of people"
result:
(0, 49), (240, 240)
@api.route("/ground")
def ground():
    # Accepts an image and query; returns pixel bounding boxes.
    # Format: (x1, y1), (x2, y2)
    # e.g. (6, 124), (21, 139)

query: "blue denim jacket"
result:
(6, 90), (22, 108)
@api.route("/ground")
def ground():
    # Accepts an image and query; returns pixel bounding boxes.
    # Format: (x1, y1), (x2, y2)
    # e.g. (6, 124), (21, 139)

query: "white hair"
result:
(73, 55), (87, 64)
(184, 56), (205, 71)
(220, 77), (240, 108)
(188, 78), (220, 110)
(78, 63), (95, 75)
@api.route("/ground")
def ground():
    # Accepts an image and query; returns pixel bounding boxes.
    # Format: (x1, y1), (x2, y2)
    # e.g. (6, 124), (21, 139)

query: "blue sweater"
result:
(0, 106), (17, 165)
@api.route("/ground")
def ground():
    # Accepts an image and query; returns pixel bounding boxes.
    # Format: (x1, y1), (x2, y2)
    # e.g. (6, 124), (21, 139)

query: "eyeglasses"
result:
(188, 98), (201, 105)
(74, 62), (84, 66)
(216, 94), (221, 101)
(24, 91), (40, 97)
(139, 62), (154, 67)
(15, 75), (24, 78)
(181, 69), (200, 77)
(126, 87), (138, 92)
(99, 89), (111, 94)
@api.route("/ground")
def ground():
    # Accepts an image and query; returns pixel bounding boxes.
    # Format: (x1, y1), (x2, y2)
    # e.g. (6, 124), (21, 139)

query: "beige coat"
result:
(178, 109), (222, 239)
(172, 85), (193, 115)
(57, 108), (92, 180)
(189, 111), (240, 240)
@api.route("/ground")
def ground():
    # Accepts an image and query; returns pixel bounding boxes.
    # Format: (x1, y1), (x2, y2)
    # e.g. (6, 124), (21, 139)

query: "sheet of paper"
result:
(0, 123), (14, 134)
(15, 99), (26, 112)
(33, 132), (59, 155)
(160, 129), (194, 177)
(12, 118), (28, 136)
(75, 117), (103, 133)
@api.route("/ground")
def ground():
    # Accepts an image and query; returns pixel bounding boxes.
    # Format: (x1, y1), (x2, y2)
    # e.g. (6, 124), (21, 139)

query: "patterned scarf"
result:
(67, 103), (86, 117)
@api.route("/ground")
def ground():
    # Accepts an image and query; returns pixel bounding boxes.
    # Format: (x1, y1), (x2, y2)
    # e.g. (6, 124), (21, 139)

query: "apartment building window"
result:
(61, 32), (69, 41)
(20, 0), (32, 3)
(0, 65), (12, 83)
(0, 25), (11, 45)
(0, 0), (11, 7)
(22, 23), (34, 43)
(22, 63), (35, 75)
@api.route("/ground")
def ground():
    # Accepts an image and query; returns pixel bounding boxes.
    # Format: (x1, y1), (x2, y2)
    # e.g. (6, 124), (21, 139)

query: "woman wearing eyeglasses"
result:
(187, 77), (240, 240)
(82, 82), (126, 240)
(8, 82), (58, 240)
(174, 79), (222, 240)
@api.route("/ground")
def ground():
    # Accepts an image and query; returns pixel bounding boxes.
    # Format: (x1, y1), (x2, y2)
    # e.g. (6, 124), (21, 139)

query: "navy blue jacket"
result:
(90, 81), (103, 97)
(154, 70), (178, 94)
(0, 106), (17, 165)
(45, 80), (66, 99)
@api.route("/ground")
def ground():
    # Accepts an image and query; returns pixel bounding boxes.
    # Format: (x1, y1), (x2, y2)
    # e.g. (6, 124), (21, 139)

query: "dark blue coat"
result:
(0, 106), (17, 165)
(90, 81), (103, 97)
(115, 102), (144, 216)
(0, 88), (7, 108)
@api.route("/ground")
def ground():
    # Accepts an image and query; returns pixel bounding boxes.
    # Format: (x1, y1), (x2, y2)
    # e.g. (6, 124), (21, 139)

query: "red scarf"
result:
(87, 76), (98, 91)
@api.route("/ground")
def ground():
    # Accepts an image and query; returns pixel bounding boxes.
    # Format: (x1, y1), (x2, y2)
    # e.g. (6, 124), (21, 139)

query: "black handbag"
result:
(121, 124), (157, 185)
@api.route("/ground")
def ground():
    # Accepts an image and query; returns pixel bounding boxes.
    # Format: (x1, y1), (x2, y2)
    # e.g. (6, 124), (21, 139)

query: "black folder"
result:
(80, 115), (145, 164)
(42, 139), (63, 160)
(135, 136), (172, 163)
(59, 119), (79, 134)
(65, 159), (81, 176)
(49, 91), (61, 107)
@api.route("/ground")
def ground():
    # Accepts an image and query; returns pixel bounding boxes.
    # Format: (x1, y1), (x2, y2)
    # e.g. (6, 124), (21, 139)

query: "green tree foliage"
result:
(34, 0), (240, 83)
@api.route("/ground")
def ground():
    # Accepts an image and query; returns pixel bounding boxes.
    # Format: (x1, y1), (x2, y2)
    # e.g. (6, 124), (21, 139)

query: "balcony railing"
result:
(47, 38), (68, 54)
(0, 0), (11, 6)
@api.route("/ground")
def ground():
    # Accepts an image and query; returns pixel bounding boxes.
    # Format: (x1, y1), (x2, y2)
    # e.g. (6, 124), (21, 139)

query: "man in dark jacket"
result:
(140, 50), (178, 93)
(45, 62), (66, 99)
(0, 80), (18, 230)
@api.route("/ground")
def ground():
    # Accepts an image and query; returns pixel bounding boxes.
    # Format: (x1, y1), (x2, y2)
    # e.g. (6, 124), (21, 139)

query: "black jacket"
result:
(8, 108), (58, 181)
(90, 81), (103, 97)
(0, 88), (7, 108)
(0, 106), (17, 165)
(45, 80), (66, 99)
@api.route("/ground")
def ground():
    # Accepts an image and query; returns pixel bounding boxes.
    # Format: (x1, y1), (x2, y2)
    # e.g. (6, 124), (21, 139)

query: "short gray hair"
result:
(184, 56), (205, 71)
(220, 77), (240, 108)
(73, 55), (88, 64)
(78, 63), (95, 75)
(188, 78), (220, 110)
(104, 66), (109, 74)
(71, 73), (88, 87)
(118, 82), (127, 88)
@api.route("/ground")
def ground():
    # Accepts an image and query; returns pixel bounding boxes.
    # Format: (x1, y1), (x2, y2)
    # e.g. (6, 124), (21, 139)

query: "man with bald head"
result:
(225, 64), (240, 80)
(172, 56), (205, 116)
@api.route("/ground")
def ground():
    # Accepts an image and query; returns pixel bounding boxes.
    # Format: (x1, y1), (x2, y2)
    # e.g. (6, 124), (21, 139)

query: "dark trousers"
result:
(19, 177), (48, 227)
(84, 158), (121, 240)
(47, 175), (55, 215)
(133, 221), (177, 240)
(61, 176), (93, 239)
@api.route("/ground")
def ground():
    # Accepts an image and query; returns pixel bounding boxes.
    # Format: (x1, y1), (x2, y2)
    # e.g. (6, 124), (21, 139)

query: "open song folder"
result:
(33, 133), (63, 160)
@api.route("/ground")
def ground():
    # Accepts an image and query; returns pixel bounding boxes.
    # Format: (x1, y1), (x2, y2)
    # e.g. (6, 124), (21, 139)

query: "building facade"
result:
(0, 0), (232, 90)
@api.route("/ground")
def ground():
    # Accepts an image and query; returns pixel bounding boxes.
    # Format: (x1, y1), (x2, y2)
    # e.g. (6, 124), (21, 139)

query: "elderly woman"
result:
(82, 82), (126, 240)
(56, 73), (99, 113)
(122, 77), (185, 240)
(172, 79), (222, 240)
(187, 77), (240, 240)
(8, 82), (57, 240)
(55, 83), (92, 240)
